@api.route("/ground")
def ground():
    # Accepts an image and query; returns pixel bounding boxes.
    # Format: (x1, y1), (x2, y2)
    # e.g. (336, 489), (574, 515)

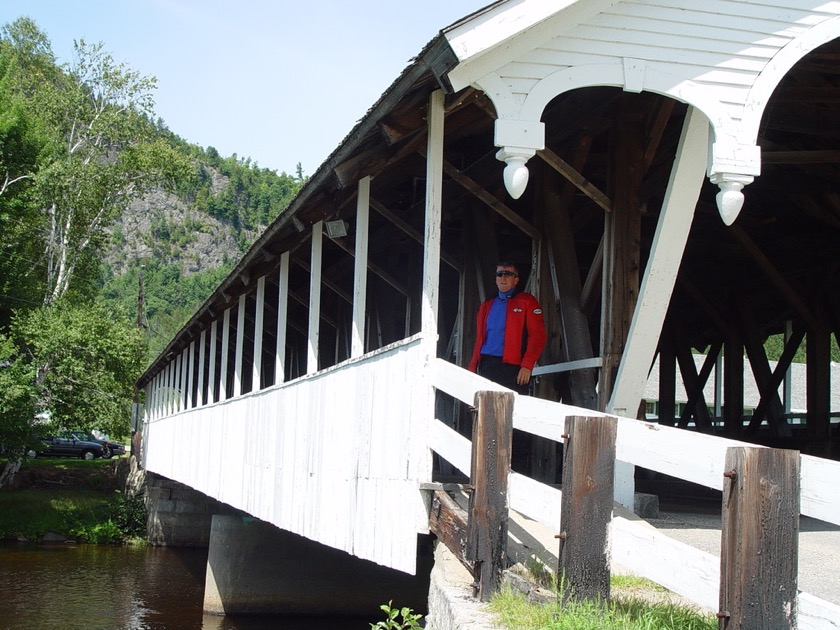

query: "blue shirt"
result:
(480, 289), (516, 356)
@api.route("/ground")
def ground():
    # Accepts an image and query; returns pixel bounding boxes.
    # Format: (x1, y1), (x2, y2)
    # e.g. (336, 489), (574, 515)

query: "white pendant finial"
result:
(503, 156), (529, 199)
(710, 173), (753, 226)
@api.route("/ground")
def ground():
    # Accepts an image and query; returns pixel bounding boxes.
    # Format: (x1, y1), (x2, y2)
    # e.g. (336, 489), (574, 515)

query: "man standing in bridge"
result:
(468, 261), (547, 395)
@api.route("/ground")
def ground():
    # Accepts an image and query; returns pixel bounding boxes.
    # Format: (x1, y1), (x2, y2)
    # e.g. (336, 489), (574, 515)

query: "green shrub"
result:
(370, 601), (423, 630)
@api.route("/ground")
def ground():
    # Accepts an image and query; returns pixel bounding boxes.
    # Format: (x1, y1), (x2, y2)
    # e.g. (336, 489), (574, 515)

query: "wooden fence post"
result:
(719, 447), (800, 629)
(467, 390), (514, 602)
(558, 415), (617, 603)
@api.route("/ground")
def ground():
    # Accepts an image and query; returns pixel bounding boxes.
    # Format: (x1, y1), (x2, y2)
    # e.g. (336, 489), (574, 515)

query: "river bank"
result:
(0, 457), (145, 544)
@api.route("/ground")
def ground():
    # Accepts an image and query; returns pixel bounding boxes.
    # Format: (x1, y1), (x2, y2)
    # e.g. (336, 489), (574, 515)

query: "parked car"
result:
(37, 435), (104, 460)
(68, 430), (126, 459)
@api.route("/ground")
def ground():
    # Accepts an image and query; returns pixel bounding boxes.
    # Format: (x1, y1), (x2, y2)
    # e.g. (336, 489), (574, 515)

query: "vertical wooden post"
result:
(220, 308), (231, 400)
(308, 221), (323, 375)
(253, 276), (265, 390)
(719, 447), (799, 629)
(197, 330), (206, 406)
(208, 319), (218, 403)
(276, 252), (290, 384)
(187, 340), (196, 409)
(422, 89), (444, 350)
(467, 390), (513, 602)
(352, 176), (370, 358)
(558, 415), (617, 603)
(234, 294), (246, 397)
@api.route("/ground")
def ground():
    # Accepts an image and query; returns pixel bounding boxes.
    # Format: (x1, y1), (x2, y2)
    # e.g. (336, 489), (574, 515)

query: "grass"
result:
(490, 574), (717, 630)
(0, 456), (146, 544)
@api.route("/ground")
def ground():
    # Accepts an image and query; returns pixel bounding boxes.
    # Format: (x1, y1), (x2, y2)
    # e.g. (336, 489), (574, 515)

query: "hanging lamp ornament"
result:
(710, 173), (753, 226)
(496, 147), (535, 199)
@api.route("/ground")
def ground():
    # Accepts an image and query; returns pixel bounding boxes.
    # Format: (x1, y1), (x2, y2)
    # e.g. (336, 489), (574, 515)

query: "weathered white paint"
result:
(144, 336), (430, 574)
(220, 308), (231, 400)
(208, 319), (218, 403)
(427, 359), (838, 623)
(276, 252), (290, 384)
(254, 276), (265, 390)
(607, 106), (710, 509)
(431, 357), (840, 526)
(609, 106), (709, 418)
(234, 294), (246, 397)
(198, 330), (207, 406)
(187, 341), (196, 409)
(422, 90), (444, 348)
(799, 593), (840, 630)
(308, 222), (323, 375)
(531, 356), (602, 376)
(352, 177), (370, 358)
(611, 511), (720, 611)
(800, 455), (840, 526)
(145, 349), (839, 621)
(444, 0), (840, 219)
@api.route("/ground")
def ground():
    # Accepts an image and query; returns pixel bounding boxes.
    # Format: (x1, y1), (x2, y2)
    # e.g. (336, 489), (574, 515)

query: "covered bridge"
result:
(136, 0), (840, 621)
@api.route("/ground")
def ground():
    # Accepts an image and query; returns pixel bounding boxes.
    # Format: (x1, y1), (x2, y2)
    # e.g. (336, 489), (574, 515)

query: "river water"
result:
(0, 543), (370, 629)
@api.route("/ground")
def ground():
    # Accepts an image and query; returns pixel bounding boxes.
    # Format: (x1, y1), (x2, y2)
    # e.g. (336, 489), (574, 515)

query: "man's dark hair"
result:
(496, 261), (520, 275)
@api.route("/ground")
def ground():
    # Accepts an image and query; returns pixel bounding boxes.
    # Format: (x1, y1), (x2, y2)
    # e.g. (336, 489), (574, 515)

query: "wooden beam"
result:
(610, 106), (708, 417)
(746, 324), (805, 432)
(738, 301), (790, 438)
(762, 150), (840, 164)
(678, 341), (721, 430)
(542, 134), (599, 410)
(428, 490), (472, 574)
(728, 225), (818, 330)
(441, 156), (540, 241)
(537, 147), (613, 214)
(293, 257), (353, 304)
(370, 198), (462, 271)
(723, 331), (745, 437)
(580, 235), (604, 318)
(599, 112), (644, 411)
(329, 236), (409, 297)
(672, 330), (713, 430)
(806, 319), (832, 446)
(643, 99), (676, 171)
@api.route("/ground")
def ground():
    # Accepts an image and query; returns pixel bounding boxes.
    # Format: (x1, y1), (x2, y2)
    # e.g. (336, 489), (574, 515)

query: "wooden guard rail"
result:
(428, 390), (801, 628)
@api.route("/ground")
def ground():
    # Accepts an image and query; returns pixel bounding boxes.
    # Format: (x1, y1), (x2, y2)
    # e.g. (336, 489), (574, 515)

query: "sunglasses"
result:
(495, 270), (518, 278)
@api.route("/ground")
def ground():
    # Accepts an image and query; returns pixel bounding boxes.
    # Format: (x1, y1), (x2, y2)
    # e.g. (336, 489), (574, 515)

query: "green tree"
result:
(0, 31), (50, 327)
(12, 301), (144, 440)
(0, 334), (37, 486)
(1, 18), (190, 307)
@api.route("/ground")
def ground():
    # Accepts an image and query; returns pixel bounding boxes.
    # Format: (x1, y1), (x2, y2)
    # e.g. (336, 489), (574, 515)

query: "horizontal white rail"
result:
(430, 358), (840, 626)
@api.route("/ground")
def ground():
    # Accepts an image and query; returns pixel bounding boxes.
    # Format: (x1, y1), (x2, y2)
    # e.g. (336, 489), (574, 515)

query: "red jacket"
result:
(468, 292), (547, 372)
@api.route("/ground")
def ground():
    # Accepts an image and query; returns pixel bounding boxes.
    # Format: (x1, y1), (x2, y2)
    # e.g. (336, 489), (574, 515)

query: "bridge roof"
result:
(139, 1), (840, 389)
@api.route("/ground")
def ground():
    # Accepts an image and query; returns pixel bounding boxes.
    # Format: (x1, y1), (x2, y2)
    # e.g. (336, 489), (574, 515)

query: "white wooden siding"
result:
(144, 335), (431, 574)
(501, 1), (840, 128)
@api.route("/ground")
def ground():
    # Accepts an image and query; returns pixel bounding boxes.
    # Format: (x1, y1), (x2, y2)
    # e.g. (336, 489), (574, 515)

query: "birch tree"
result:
(0, 18), (189, 306)
(33, 36), (188, 304)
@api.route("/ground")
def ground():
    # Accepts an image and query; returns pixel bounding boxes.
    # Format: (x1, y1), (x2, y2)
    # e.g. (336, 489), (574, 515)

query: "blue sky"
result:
(1, 1), (487, 176)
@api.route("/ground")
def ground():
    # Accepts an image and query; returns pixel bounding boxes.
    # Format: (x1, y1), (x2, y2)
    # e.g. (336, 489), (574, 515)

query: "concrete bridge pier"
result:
(203, 515), (434, 617)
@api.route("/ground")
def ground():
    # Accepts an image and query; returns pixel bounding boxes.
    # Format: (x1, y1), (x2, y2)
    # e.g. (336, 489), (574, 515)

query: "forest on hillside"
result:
(0, 16), (303, 463)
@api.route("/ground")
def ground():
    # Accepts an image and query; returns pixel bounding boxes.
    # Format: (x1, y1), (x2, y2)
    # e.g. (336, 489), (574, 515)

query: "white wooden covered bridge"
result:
(138, 0), (840, 625)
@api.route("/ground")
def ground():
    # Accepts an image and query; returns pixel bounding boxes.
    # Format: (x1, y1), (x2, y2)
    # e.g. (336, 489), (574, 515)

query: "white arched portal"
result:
(464, 3), (840, 227)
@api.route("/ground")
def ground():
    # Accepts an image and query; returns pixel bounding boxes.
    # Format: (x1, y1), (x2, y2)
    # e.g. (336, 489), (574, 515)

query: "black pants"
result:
(477, 354), (529, 395)
(477, 354), (530, 471)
